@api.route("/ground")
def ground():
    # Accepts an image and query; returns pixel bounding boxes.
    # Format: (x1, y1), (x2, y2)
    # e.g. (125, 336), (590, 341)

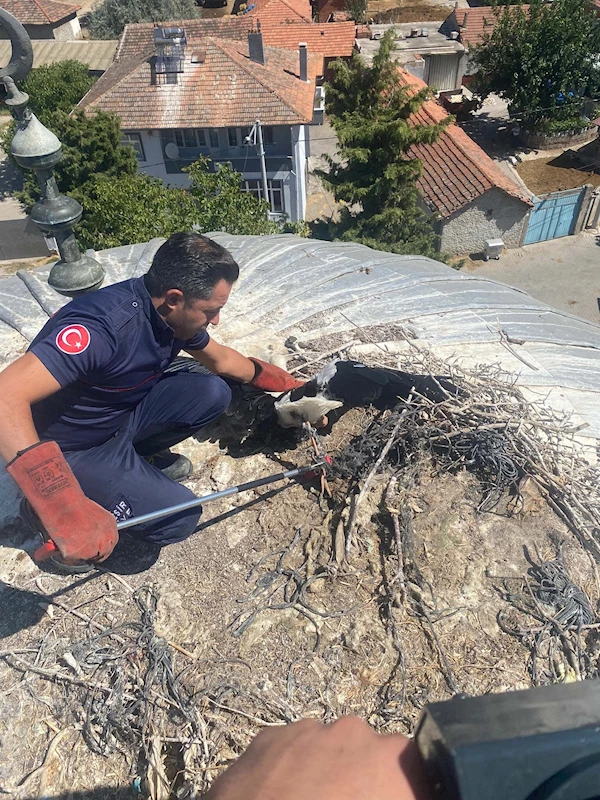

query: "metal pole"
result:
(116, 461), (325, 531)
(0, 8), (105, 297)
(256, 118), (270, 209)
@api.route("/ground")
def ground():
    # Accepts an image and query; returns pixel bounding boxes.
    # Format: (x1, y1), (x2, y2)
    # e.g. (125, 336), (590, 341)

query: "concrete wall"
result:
(52, 15), (82, 40)
(439, 188), (530, 255)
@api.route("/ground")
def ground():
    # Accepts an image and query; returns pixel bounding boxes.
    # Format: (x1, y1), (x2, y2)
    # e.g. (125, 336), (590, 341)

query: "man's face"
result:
(157, 279), (232, 340)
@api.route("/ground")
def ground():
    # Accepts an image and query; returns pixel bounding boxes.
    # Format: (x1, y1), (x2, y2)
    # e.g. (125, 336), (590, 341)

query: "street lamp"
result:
(0, 8), (105, 296)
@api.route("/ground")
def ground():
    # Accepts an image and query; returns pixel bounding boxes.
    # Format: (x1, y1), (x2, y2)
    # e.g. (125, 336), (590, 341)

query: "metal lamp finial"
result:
(0, 8), (105, 296)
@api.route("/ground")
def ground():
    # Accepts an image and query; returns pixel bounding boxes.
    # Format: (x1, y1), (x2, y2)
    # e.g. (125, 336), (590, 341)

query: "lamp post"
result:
(0, 8), (105, 296)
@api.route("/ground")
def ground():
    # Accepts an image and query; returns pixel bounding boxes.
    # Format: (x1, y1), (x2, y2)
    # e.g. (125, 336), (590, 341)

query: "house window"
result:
(240, 126), (251, 144)
(269, 179), (284, 213)
(196, 129), (206, 147)
(208, 129), (219, 148)
(242, 178), (285, 214)
(243, 179), (262, 201)
(121, 132), (145, 161)
(263, 126), (274, 146)
(228, 127), (238, 147)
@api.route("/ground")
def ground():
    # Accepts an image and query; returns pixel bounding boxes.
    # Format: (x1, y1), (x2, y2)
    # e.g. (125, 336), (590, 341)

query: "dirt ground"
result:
(516, 152), (600, 195)
(367, 2), (453, 22)
(1, 379), (598, 798)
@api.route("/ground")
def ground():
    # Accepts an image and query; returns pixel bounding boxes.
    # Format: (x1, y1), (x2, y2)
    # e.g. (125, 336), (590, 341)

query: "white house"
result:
(78, 20), (325, 221)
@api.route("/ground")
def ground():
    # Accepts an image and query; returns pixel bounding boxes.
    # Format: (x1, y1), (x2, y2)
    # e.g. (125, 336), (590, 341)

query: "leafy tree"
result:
(21, 61), (95, 125)
(344, 0), (367, 23)
(317, 29), (450, 257)
(73, 173), (198, 249)
(72, 157), (305, 250)
(470, 0), (600, 128)
(15, 110), (138, 210)
(89, 0), (200, 39)
(185, 157), (280, 236)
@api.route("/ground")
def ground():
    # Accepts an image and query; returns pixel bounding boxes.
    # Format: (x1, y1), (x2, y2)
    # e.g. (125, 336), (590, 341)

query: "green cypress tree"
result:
(318, 29), (450, 257)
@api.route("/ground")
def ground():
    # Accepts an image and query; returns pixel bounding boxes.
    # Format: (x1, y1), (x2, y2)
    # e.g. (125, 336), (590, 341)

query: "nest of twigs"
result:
(2, 352), (600, 799)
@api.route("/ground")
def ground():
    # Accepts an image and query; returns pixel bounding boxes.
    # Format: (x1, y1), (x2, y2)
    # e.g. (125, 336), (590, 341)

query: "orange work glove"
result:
(7, 441), (118, 564)
(249, 358), (305, 393)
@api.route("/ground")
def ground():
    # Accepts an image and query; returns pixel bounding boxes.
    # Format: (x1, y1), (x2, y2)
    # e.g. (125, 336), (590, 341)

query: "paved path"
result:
(468, 231), (600, 325)
(0, 129), (49, 263)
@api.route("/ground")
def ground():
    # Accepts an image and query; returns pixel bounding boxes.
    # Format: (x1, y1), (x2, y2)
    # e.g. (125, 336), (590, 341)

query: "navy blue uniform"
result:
(28, 276), (231, 544)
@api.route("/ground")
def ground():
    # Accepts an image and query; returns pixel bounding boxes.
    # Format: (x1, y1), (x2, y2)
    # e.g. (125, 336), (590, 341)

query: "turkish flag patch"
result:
(55, 324), (91, 355)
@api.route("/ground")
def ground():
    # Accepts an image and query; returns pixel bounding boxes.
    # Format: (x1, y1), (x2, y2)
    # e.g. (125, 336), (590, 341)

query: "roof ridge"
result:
(278, 0), (312, 22)
(79, 48), (154, 109)
(398, 66), (530, 206)
(212, 37), (312, 122)
(33, 0), (55, 23)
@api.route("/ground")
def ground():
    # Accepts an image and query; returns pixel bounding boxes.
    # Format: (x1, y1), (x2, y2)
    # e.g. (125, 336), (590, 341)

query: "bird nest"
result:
(1, 351), (600, 799)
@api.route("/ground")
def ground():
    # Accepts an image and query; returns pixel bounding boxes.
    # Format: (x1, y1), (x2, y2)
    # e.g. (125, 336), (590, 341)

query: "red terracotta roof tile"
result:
(260, 20), (355, 57)
(80, 35), (322, 129)
(242, 0), (312, 23)
(116, 17), (253, 61)
(397, 68), (532, 217)
(452, 5), (529, 49)
(0, 0), (80, 25)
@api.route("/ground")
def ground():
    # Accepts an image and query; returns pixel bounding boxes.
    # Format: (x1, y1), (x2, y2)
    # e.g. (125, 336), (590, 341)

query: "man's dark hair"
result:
(144, 232), (240, 300)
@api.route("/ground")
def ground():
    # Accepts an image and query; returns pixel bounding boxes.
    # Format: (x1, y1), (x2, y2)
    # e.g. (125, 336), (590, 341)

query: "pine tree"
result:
(14, 110), (138, 211)
(89, 0), (200, 39)
(319, 30), (450, 257)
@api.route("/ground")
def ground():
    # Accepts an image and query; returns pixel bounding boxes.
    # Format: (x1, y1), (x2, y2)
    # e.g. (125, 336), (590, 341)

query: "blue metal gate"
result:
(523, 187), (586, 245)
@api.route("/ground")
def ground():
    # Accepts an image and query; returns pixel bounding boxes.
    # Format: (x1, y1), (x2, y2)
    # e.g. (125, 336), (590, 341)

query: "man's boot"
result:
(142, 449), (193, 482)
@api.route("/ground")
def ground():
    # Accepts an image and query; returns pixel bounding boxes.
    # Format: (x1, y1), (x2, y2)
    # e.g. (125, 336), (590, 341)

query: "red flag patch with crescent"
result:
(55, 324), (91, 355)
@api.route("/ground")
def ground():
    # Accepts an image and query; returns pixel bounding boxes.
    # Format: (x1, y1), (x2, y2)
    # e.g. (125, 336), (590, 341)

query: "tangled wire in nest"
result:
(229, 528), (357, 651)
(497, 546), (598, 684)
(332, 404), (520, 513)
(441, 430), (520, 511)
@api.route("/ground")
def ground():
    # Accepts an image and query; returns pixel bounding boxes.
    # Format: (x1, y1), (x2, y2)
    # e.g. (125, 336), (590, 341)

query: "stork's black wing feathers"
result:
(325, 361), (458, 407)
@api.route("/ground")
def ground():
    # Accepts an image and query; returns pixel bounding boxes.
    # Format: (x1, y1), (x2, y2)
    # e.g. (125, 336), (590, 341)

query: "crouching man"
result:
(0, 232), (302, 569)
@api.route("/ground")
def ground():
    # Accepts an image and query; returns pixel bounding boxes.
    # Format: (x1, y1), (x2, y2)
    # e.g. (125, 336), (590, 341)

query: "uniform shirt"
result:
(29, 276), (210, 451)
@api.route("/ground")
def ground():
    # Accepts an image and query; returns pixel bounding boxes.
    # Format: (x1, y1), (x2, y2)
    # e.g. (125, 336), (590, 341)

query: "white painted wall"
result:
(291, 124), (308, 221)
(53, 16), (82, 40)
(440, 188), (530, 255)
(136, 128), (309, 220)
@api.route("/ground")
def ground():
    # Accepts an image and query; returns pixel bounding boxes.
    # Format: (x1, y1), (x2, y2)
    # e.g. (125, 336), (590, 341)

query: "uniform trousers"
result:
(63, 369), (231, 545)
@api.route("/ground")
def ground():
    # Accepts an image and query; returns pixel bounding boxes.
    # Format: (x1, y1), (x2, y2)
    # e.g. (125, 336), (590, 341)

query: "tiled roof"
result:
(452, 5), (529, 49)
(79, 36), (322, 129)
(260, 20), (356, 57)
(0, 38), (117, 71)
(116, 17), (253, 61)
(0, 0), (80, 25)
(314, 0), (345, 23)
(238, 0), (312, 23)
(397, 69), (532, 217)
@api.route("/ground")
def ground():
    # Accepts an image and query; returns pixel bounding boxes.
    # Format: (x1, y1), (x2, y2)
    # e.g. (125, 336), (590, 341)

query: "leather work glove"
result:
(249, 358), (305, 393)
(7, 441), (119, 564)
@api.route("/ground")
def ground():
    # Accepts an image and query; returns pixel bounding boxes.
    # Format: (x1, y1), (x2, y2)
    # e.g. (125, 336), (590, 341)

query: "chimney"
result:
(299, 42), (308, 82)
(248, 29), (265, 65)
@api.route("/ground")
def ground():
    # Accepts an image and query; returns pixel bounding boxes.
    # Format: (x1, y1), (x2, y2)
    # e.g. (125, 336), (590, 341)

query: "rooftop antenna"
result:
(0, 8), (105, 296)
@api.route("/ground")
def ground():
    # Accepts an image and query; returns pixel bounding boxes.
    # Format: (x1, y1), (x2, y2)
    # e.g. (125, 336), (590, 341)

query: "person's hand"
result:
(7, 441), (118, 564)
(204, 716), (431, 800)
(249, 358), (305, 393)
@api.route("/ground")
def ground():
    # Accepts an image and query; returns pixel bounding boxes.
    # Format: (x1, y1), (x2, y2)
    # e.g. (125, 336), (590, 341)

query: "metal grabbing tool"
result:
(34, 455), (331, 561)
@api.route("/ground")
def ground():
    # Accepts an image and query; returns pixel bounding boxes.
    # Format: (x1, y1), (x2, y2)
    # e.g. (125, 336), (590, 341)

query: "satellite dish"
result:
(165, 142), (180, 160)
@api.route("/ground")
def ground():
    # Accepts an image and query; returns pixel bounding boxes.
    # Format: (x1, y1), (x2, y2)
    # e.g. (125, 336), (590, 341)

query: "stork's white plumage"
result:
(275, 360), (458, 428)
